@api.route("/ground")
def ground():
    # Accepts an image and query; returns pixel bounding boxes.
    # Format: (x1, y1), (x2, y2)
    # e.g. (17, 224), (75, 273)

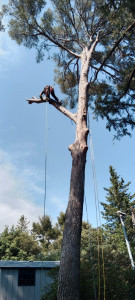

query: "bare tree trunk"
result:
(57, 49), (89, 300)
(57, 144), (87, 299)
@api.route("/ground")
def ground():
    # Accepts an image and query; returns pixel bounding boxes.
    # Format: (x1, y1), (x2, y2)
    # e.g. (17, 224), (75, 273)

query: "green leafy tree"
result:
(100, 166), (135, 299)
(80, 222), (98, 300)
(2, 1), (135, 298)
(101, 166), (135, 239)
(43, 212), (65, 261)
(101, 166), (135, 258)
(0, 217), (41, 261)
(17, 215), (30, 232)
(56, 211), (65, 234)
(41, 215), (135, 300)
(41, 267), (59, 300)
(32, 215), (60, 249)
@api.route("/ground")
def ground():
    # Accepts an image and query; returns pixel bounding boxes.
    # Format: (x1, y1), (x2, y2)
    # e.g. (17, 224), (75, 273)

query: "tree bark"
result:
(57, 48), (90, 300)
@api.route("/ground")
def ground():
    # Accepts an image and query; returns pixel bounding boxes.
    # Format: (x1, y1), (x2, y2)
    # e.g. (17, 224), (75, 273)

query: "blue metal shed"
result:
(0, 261), (60, 300)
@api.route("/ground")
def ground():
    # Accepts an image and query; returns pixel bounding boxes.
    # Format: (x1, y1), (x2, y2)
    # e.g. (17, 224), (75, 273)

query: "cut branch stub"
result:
(68, 140), (88, 158)
(26, 96), (49, 104)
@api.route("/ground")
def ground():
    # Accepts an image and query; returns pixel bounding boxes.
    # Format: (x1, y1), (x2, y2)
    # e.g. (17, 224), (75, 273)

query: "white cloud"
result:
(0, 146), (67, 232)
(0, 149), (43, 232)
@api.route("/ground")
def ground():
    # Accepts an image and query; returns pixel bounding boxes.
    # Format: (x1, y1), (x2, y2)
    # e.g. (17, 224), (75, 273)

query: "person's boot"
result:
(57, 100), (62, 105)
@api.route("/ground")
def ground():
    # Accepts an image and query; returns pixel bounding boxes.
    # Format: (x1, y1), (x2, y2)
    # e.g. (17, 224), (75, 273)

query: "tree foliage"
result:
(1, 0), (135, 137)
(0, 216), (40, 261)
(100, 166), (135, 299)
(32, 215), (59, 246)
(101, 166), (135, 237)
(0, 10), (4, 31)
(17, 215), (30, 232)
(0, 194), (135, 300)
(101, 166), (135, 261)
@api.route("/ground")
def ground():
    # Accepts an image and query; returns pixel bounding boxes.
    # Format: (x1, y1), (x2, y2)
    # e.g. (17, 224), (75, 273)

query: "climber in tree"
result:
(40, 85), (61, 105)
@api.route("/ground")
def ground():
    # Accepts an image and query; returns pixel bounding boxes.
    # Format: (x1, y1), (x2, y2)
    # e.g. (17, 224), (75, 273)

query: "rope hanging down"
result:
(85, 196), (97, 300)
(87, 112), (106, 300)
(44, 102), (48, 218)
(40, 102), (48, 292)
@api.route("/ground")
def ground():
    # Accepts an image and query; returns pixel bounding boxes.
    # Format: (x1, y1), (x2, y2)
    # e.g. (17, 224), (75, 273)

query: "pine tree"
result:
(0, 219), (41, 261)
(32, 215), (60, 248)
(1, 1), (135, 298)
(101, 166), (135, 299)
(17, 215), (30, 232)
(101, 166), (135, 236)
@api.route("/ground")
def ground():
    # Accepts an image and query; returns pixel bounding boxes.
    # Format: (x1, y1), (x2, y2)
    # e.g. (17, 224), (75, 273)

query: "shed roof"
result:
(0, 261), (60, 269)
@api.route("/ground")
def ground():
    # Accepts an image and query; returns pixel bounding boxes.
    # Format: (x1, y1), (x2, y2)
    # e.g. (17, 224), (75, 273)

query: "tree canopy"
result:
(1, 0), (135, 137)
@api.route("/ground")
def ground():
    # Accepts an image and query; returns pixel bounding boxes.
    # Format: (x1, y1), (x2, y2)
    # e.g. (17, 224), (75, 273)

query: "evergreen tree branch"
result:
(93, 54), (120, 74)
(33, 19), (81, 58)
(117, 68), (135, 102)
(124, 68), (135, 95)
(90, 64), (115, 78)
(92, 20), (135, 83)
(65, 1), (80, 42)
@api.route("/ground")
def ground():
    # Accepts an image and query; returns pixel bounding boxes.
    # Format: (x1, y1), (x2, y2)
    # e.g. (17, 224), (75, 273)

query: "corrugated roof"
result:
(0, 261), (60, 269)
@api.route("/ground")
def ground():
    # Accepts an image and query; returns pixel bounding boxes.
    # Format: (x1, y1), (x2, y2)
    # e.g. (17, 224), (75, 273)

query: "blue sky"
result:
(0, 7), (135, 232)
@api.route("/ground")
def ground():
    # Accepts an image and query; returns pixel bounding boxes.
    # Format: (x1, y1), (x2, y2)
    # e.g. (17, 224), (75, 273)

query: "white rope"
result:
(85, 196), (97, 300)
(44, 102), (48, 217)
(87, 111), (106, 300)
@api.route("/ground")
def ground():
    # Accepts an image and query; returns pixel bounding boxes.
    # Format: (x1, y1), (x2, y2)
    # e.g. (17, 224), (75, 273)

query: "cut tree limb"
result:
(26, 97), (77, 123)
(26, 96), (47, 104)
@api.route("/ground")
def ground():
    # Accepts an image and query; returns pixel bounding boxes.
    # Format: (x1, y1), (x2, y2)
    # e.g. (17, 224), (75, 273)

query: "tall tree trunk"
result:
(57, 49), (89, 300)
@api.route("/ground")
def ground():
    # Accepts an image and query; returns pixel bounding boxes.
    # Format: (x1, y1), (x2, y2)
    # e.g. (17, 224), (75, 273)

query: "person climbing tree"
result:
(40, 85), (61, 105)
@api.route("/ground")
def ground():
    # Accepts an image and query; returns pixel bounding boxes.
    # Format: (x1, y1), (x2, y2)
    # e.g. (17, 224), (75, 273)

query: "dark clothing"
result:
(50, 87), (59, 102)
(40, 86), (59, 102)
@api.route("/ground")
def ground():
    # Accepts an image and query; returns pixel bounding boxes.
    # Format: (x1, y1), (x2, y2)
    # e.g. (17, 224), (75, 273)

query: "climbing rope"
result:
(88, 113), (101, 300)
(85, 196), (97, 300)
(44, 152), (47, 218)
(87, 111), (106, 300)
(44, 102), (48, 217)
(40, 102), (48, 294)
